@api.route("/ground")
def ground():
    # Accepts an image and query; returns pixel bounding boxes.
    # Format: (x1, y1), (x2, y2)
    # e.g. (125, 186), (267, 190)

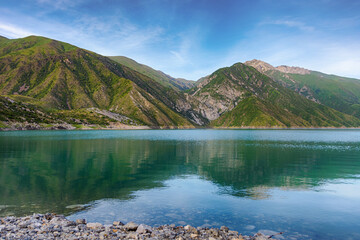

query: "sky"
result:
(0, 0), (360, 80)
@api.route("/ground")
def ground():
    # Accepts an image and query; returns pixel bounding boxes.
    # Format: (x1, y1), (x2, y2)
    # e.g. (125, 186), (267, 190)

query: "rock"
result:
(49, 216), (68, 227)
(29, 222), (42, 229)
(18, 221), (31, 228)
(86, 222), (103, 230)
(184, 225), (192, 231)
(99, 231), (108, 239)
(252, 233), (269, 240)
(210, 228), (220, 237)
(221, 226), (229, 232)
(0, 214), (267, 239)
(44, 213), (54, 220)
(76, 219), (86, 224)
(127, 232), (138, 239)
(136, 224), (152, 234)
(124, 221), (138, 231)
(112, 221), (124, 226)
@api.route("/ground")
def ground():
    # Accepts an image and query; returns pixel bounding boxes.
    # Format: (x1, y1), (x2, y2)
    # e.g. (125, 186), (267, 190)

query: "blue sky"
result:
(0, 0), (360, 80)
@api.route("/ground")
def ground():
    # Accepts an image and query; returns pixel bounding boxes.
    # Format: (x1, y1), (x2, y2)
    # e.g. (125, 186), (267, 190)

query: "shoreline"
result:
(1, 121), (360, 132)
(0, 214), (274, 240)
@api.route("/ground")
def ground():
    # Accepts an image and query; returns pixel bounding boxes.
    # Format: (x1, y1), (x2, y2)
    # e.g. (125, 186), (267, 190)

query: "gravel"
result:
(0, 213), (278, 239)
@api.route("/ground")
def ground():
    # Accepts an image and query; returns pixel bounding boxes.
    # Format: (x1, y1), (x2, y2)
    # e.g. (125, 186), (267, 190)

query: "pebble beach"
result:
(0, 214), (276, 240)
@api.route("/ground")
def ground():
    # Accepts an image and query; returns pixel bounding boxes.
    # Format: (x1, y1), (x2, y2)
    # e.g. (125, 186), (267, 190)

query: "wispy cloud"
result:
(0, 22), (35, 38)
(260, 19), (315, 32)
(0, 1), (359, 80)
(169, 34), (194, 66)
(36, 0), (84, 10)
(0, 9), (165, 57)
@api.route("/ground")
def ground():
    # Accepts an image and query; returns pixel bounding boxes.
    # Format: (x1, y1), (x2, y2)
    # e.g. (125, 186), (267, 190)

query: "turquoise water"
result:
(1, 129), (360, 239)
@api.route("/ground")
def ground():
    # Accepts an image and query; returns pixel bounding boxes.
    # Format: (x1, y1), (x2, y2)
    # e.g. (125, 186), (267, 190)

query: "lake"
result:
(1, 129), (360, 239)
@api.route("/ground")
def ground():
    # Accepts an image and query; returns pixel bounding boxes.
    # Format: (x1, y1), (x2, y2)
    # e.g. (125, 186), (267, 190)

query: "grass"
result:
(265, 69), (360, 118)
(0, 35), (195, 128)
(199, 63), (360, 128)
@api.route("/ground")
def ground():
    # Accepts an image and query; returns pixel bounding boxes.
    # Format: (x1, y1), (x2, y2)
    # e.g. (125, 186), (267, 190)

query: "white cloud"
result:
(0, 8), (359, 80)
(0, 10), (165, 57)
(170, 50), (186, 65)
(260, 19), (315, 32)
(0, 22), (35, 38)
(169, 34), (194, 66)
(273, 20), (315, 31)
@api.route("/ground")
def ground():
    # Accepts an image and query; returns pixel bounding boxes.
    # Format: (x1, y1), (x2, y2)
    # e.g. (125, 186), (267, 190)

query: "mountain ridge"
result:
(0, 35), (203, 128)
(1, 35), (360, 129)
(245, 59), (360, 118)
(108, 56), (195, 91)
(187, 62), (360, 127)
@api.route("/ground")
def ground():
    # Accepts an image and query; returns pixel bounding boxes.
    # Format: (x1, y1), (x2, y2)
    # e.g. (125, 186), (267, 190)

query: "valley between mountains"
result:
(1, 35), (360, 130)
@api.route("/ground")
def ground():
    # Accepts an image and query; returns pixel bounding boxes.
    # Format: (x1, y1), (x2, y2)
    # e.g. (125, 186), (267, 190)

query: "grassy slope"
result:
(289, 71), (360, 118)
(192, 63), (360, 127)
(0, 36), (194, 128)
(109, 56), (195, 91)
(264, 69), (360, 118)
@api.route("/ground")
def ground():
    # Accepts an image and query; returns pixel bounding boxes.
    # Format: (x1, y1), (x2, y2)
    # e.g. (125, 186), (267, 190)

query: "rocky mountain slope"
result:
(1, 35), (360, 129)
(245, 59), (360, 118)
(0, 35), (205, 128)
(187, 62), (360, 127)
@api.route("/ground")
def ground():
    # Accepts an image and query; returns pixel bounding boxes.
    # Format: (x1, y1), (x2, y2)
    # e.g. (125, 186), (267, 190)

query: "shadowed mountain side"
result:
(109, 56), (195, 91)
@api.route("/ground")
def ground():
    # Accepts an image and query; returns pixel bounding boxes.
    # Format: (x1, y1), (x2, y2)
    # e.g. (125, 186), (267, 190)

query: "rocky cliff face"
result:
(244, 59), (276, 72)
(245, 59), (318, 103)
(245, 59), (310, 75)
(188, 74), (244, 120)
(245, 60), (360, 119)
(276, 65), (310, 75)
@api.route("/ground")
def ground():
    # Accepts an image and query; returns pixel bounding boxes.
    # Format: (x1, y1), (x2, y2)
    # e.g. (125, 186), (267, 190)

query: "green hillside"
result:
(0, 36), (195, 128)
(245, 60), (360, 118)
(1, 35), (359, 129)
(109, 56), (195, 91)
(284, 72), (360, 118)
(189, 63), (360, 128)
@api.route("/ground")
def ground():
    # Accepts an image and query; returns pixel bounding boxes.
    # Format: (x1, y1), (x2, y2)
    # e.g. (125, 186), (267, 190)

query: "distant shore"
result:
(1, 121), (360, 131)
(0, 214), (274, 239)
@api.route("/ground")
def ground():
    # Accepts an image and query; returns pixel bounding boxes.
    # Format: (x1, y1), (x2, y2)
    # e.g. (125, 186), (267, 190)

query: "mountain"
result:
(1, 35), (359, 129)
(245, 59), (360, 118)
(187, 62), (360, 127)
(0, 35), (204, 128)
(0, 36), (8, 41)
(108, 56), (195, 91)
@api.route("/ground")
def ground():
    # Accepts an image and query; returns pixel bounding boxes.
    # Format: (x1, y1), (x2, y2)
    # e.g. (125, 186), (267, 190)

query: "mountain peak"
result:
(276, 65), (310, 75)
(244, 59), (275, 73)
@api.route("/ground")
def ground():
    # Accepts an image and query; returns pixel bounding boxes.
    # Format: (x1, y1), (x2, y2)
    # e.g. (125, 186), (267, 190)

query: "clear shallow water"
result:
(1, 129), (360, 239)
